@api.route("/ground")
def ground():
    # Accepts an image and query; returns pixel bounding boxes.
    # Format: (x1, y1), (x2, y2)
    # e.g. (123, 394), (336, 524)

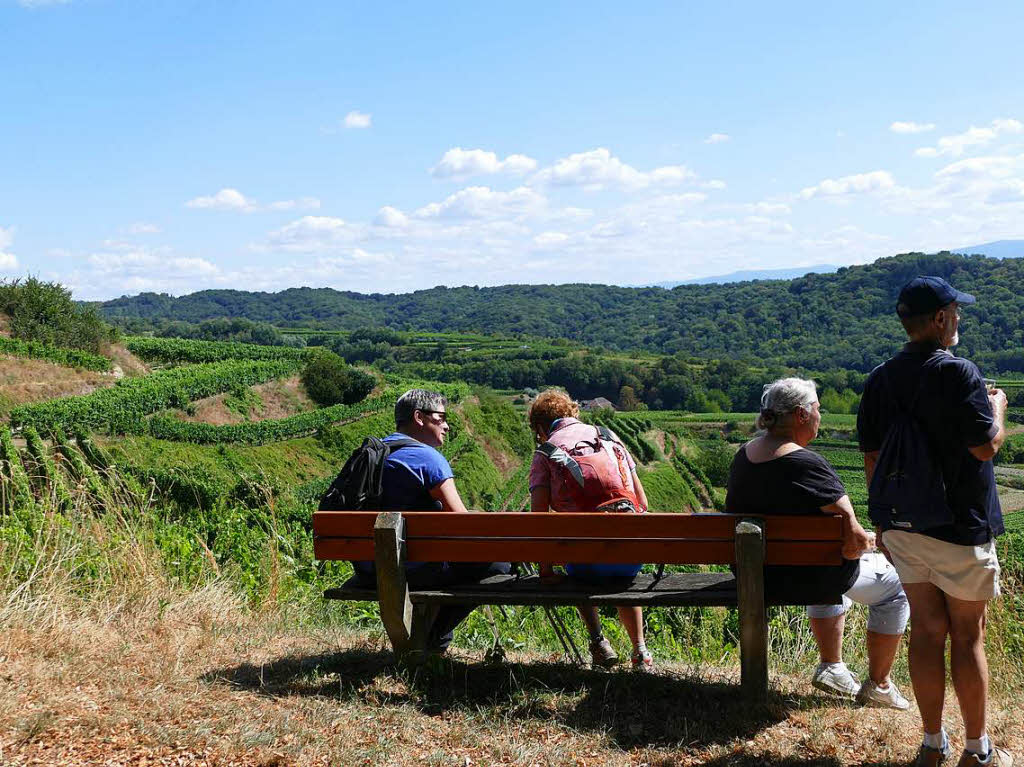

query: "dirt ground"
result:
(178, 377), (315, 426)
(2, 605), (1021, 767)
(0, 358), (114, 411)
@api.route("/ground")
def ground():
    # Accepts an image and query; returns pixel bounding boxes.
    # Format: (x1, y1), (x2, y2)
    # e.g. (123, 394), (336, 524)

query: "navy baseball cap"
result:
(896, 275), (976, 318)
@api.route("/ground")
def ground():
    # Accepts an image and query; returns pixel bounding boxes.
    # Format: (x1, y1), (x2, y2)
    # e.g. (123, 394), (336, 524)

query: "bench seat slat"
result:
(313, 537), (841, 566)
(323, 573), (843, 607)
(312, 511), (842, 541)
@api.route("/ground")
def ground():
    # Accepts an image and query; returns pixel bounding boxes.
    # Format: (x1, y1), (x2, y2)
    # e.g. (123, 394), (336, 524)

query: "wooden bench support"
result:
(316, 510), (843, 695)
(374, 512), (425, 658)
(735, 518), (768, 701)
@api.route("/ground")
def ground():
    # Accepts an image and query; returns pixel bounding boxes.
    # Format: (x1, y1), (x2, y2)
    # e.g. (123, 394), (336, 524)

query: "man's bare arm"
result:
(863, 450), (879, 487)
(429, 478), (469, 512)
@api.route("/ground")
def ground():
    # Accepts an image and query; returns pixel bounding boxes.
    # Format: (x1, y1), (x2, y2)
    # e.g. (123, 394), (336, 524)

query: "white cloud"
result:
(344, 110), (372, 129)
(531, 148), (696, 191)
(431, 148), (538, 180)
(124, 222), (161, 234)
(890, 121), (936, 134)
(704, 133), (730, 144)
(186, 188), (319, 213)
(935, 156), (1017, 180)
(0, 227), (18, 272)
(186, 188), (254, 211)
(266, 197), (322, 211)
(373, 206), (410, 229)
(266, 216), (354, 251)
(799, 170), (897, 199)
(414, 186), (545, 220)
(532, 231), (569, 248)
(915, 118), (1023, 158)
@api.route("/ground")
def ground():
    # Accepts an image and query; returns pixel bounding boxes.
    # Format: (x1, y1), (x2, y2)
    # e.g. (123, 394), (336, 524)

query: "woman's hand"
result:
(821, 494), (874, 560)
(842, 521), (874, 559)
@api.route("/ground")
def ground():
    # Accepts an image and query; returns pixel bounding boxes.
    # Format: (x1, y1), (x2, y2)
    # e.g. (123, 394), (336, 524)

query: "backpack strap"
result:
(595, 425), (616, 443)
(536, 441), (586, 487)
(383, 437), (420, 454)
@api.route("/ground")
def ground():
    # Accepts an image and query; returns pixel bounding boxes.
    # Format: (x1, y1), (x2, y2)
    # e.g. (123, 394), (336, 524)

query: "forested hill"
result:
(97, 252), (1024, 373)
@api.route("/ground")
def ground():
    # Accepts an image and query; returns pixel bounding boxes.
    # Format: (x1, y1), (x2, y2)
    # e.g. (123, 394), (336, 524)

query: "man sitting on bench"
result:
(349, 388), (510, 653)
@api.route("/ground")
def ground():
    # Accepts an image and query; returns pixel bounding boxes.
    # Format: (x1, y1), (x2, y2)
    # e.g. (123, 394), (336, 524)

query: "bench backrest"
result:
(312, 511), (843, 566)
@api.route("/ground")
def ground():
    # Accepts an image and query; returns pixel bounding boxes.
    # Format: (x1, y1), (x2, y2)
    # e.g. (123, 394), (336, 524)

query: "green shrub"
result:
(300, 351), (375, 407)
(0, 277), (115, 353)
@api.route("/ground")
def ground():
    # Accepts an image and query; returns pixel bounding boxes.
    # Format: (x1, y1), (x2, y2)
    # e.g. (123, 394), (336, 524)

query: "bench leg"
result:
(735, 518), (768, 702)
(374, 512), (415, 658)
(409, 604), (439, 655)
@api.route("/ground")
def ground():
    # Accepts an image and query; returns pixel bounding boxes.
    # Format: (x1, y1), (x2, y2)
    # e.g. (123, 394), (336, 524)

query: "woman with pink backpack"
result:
(527, 388), (653, 671)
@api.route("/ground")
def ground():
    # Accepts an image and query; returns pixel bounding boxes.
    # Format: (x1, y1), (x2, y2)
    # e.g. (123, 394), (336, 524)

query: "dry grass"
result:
(2, 594), (1022, 766)
(0, 358), (113, 413)
(1, 506), (1022, 766)
(107, 344), (151, 378)
(177, 377), (314, 426)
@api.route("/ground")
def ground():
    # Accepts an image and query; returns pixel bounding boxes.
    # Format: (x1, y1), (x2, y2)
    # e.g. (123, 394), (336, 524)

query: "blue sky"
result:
(2, 1), (1023, 299)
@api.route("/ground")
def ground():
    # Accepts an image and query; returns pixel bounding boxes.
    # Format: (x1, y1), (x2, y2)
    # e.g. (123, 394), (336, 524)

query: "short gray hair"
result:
(395, 388), (448, 428)
(757, 377), (818, 431)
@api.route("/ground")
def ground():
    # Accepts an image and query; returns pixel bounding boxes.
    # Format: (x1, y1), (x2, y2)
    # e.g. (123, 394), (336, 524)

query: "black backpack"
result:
(867, 361), (953, 532)
(318, 436), (419, 511)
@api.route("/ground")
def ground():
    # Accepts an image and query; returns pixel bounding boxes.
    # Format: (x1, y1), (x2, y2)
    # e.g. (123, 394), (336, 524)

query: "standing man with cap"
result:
(858, 276), (1009, 767)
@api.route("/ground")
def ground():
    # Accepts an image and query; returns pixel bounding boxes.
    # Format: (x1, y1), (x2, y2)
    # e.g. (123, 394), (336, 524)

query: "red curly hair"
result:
(527, 388), (580, 436)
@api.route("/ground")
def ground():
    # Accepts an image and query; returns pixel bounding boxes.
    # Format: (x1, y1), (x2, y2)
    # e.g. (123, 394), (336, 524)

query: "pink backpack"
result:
(536, 425), (642, 513)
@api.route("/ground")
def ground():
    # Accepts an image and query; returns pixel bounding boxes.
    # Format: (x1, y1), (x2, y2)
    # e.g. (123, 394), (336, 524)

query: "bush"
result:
(0, 277), (115, 353)
(300, 351), (375, 407)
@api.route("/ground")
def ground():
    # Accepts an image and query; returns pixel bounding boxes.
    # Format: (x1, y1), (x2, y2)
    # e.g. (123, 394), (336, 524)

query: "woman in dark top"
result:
(727, 377), (910, 709)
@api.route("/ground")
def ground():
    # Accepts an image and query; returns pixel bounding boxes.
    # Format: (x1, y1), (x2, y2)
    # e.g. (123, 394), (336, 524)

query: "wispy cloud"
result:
(531, 148), (697, 191)
(915, 118), (1022, 158)
(704, 133), (730, 144)
(431, 148), (537, 180)
(0, 226), (18, 271)
(185, 188), (320, 213)
(799, 170), (897, 200)
(890, 121), (935, 134)
(343, 110), (372, 129)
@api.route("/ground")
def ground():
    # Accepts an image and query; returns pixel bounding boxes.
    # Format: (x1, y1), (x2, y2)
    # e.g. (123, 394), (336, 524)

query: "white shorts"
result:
(882, 529), (1001, 602)
(806, 552), (909, 635)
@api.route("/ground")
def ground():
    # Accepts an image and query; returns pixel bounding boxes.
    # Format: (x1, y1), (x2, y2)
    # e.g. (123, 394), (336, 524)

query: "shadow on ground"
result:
(203, 645), (871, 751)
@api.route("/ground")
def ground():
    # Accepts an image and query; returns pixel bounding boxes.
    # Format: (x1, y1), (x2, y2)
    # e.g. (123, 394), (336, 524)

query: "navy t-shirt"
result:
(726, 446), (860, 597)
(857, 342), (1002, 546)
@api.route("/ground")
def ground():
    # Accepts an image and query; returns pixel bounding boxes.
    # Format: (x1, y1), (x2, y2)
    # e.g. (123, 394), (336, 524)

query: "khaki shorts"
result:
(882, 529), (1001, 602)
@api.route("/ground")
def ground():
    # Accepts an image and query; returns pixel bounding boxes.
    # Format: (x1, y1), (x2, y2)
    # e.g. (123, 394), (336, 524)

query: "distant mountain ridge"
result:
(97, 251), (1024, 373)
(646, 263), (840, 288)
(952, 239), (1024, 260)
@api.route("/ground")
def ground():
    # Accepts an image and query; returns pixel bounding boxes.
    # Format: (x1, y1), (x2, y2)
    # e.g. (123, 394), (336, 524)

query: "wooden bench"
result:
(312, 510), (844, 700)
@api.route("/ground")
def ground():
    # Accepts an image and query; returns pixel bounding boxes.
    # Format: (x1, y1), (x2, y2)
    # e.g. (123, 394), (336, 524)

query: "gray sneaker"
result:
(589, 636), (619, 668)
(956, 747), (1013, 767)
(914, 743), (949, 767)
(811, 663), (860, 700)
(857, 679), (911, 710)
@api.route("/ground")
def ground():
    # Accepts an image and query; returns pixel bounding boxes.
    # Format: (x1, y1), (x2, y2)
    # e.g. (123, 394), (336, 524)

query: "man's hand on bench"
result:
(539, 564), (564, 584)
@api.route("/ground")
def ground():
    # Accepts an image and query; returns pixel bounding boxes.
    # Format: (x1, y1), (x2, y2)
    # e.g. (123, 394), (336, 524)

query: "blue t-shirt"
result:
(857, 342), (1002, 545)
(380, 433), (454, 511)
(352, 434), (454, 577)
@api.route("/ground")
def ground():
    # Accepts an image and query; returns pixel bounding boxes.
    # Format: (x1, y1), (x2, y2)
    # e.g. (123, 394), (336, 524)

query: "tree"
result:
(300, 351), (375, 406)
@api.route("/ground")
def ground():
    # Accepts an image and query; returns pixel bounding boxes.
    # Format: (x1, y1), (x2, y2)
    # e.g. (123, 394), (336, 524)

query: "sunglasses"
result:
(419, 409), (448, 422)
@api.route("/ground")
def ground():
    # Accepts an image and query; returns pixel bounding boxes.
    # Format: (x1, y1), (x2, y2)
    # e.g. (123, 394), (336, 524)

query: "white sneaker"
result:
(811, 663), (860, 700)
(857, 679), (911, 710)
